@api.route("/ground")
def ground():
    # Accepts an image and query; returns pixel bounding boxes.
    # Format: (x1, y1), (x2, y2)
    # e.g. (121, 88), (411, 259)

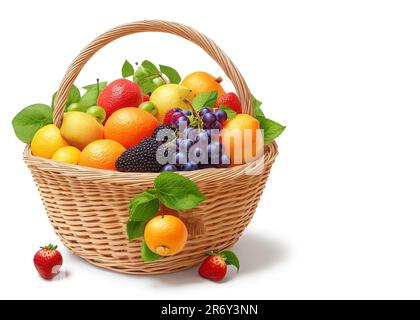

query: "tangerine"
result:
(104, 107), (159, 149)
(221, 114), (264, 164)
(78, 139), (126, 171)
(181, 71), (225, 98)
(144, 215), (188, 256)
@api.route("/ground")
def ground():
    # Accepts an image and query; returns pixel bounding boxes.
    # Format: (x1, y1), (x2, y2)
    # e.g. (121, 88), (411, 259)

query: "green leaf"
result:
(139, 76), (161, 95)
(257, 116), (286, 145)
(122, 60), (135, 78)
(80, 81), (108, 108)
(141, 60), (159, 74)
(80, 88), (99, 108)
(133, 67), (150, 84)
(221, 250), (240, 271)
(142, 240), (161, 262)
(83, 81), (108, 91)
(252, 95), (265, 117)
(192, 90), (218, 111)
(66, 85), (81, 105)
(219, 105), (237, 119)
(51, 85), (80, 109)
(12, 104), (53, 143)
(129, 189), (160, 221)
(51, 93), (56, 109)
(154, 172), (206, 211)
(127, 221), (146, 241)
(159, 65), (181, 84)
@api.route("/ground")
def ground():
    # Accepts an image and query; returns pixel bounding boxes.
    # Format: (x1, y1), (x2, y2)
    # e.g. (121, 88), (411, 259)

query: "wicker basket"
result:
(23, 20), (279, 275)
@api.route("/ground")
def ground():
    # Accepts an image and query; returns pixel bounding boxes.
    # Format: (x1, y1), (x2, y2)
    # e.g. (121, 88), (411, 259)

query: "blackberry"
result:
(116, 138), (162, 172)
(152, 125), (176, 143)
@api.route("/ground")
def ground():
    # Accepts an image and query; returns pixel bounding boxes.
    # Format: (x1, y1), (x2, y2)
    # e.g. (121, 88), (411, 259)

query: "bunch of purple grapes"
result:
(161, 107), (230, 172)
(168, 108), (192, 129)
(199, 107), (228, 130)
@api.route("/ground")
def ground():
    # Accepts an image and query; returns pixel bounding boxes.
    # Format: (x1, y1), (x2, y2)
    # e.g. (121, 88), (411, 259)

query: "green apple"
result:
(150, 84), (194, 122)
(67, 102), (85, 112)
(86, 106), (106, 123)
(140, 102), (157, 116)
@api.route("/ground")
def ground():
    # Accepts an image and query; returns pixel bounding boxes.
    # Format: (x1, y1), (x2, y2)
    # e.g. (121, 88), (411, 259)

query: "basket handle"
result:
(53, 20), (253, 126)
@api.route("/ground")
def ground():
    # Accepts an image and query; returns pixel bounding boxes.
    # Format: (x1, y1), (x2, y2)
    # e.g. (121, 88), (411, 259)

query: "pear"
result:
(60, 112), (104, 150)
(150, 84), (194, 122)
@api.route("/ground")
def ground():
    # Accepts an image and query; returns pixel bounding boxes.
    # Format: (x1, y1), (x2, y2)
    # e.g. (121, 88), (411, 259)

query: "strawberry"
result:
(142, 94), (150, 102)
(215, 92), (242, 114)
(33, 244), (63, 280)
(198, 250), (240, 282)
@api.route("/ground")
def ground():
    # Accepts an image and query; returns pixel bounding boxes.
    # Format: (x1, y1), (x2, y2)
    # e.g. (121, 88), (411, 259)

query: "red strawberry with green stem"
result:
(33, 244), (63, 280)
(198, 250), (240, 281)
(215, 92), (242, 114)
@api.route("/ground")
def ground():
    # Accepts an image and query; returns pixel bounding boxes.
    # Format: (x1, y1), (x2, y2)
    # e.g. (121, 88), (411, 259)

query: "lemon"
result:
(60, 112), (104, 150)
(150, 84), (194, 122)
(31, 124), (68, 158)
(52, 146), (81, 165)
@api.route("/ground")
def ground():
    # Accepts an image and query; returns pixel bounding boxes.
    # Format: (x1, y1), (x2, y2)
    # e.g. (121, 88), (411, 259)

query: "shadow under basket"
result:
(23, 20), (279, 275)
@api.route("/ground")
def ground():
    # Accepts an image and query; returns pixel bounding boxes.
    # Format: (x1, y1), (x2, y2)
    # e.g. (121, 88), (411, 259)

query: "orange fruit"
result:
(144, 215), (188, 256)
(181, 71), (225, 98)
(104, 107), (159, 149)
(78, 139), (126, 171)
(221, 114), (264, 164)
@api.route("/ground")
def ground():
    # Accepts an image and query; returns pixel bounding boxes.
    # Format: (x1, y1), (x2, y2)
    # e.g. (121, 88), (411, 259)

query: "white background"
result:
(1, 0), (420, 300)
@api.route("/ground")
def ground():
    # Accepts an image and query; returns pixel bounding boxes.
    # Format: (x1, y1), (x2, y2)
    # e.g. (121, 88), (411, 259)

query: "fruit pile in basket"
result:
(13, 59), (285, 172)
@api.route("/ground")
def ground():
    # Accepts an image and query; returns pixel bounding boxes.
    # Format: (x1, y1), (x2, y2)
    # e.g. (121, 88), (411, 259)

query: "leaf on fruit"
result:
(219, 105), (237, 119)
(159, 65), (181, 84)
(133, 68), (149, 83)
(80, 88), (99, 108)
(129, 189), (160, 222)
(127, 221), (146, 241)
(141, 60), (159, 74)
(51, 85), (81, 109)
(139, 76), (161, 95)
(141, 240), (161, 262)
(122, 60), (135, 78)
(252, 95), (265, 117)
(221, 250), (240, 271)
(83, 81), (108, 91)
(12, 104), (53, 144)
(192, 91), (218, 111)
(257, 116), (286, 145)
(154, 172), (206, 211)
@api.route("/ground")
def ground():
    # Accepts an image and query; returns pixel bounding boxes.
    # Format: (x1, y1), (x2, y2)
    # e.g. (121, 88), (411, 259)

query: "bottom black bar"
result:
(0, 299), (413, 317)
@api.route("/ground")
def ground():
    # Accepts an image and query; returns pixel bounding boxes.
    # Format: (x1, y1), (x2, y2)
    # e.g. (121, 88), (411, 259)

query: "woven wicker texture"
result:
(23, 20), (279, 274)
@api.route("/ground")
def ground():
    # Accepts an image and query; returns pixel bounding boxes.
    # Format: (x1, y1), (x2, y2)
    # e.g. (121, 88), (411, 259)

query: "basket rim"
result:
(53, 20), (254, 126)
(23, 142), (278, 183)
